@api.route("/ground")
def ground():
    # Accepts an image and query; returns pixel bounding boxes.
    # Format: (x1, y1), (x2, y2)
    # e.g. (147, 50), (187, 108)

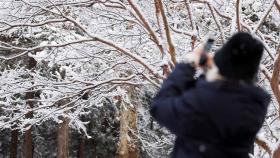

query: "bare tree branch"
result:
(255, 137), (272, 155)
(271, 45), (280, 112)
(127, 0), (165, 56)
(236, 0), (241, 31)
(156, 0), (177, 64)
(0, 19), (67, 32)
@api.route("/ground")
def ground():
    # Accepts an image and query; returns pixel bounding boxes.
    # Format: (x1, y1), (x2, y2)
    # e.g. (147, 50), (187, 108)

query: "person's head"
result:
(213, 32), (264, 83)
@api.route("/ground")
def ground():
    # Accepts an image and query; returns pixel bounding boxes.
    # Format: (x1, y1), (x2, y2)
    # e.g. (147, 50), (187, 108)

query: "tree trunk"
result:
(92, 139), (96, 158)
(23, 99), (34, 158)
(78, 135), (86, 158)
(57, 68), (70, 158)
(57, 117), (69, 158)
(274, 145), (280, 158)
(117, 106), (138, 158)
(23, 128), (33, 158)
(117, 87), (139, 158)
(22, 56), (37, 158)
(23, 91), (34, 158)
(9, 129), (18, 158)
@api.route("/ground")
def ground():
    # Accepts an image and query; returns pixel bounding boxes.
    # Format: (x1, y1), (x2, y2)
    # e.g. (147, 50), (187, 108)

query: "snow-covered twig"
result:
(252, 0), (276, 33)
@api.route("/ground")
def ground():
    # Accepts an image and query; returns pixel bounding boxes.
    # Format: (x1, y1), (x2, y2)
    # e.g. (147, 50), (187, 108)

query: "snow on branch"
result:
(252, 0), (276, 33)
(192, 0), (225, 43)
(2, 39), (95, 52)
(0, 74), (139, 129)
(126, 0), (165, 56)
(20, 0), (163, 80)
(0, 19), (67, 32)
(156, 0), (177, 64)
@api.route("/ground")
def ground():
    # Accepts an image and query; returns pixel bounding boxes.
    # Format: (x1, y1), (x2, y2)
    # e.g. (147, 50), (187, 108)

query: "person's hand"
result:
(184, 46), (214, 68)
(200, 52), (214, 68)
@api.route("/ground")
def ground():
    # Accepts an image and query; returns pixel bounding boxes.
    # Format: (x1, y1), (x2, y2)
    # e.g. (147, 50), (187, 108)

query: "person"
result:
(150, 32), (270, 158)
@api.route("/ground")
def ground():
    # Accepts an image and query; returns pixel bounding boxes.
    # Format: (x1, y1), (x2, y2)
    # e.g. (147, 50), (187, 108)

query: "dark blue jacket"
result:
(151, 63), (270, 158)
